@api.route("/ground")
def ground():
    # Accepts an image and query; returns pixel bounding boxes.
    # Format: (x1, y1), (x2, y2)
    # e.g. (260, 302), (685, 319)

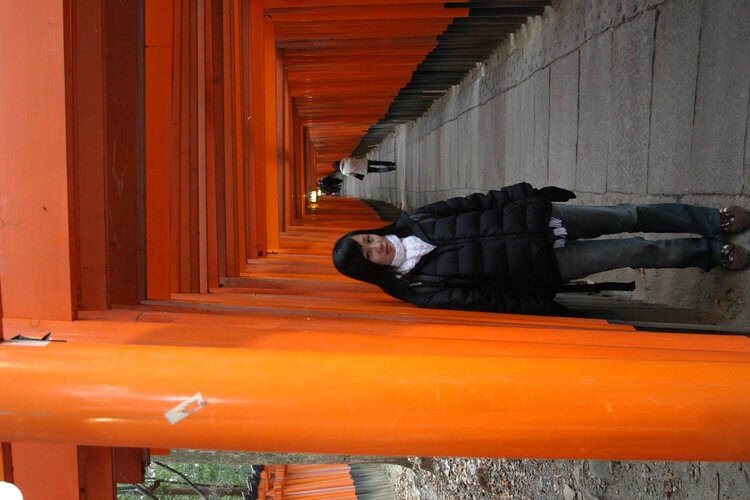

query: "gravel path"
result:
(386, 458), (750, 499)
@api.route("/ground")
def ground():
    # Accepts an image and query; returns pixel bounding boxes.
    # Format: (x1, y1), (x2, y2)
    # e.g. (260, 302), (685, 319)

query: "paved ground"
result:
(343, 0), (750, 329)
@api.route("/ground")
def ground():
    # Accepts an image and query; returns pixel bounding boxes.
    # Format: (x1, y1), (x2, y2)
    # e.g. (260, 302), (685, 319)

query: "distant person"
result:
(332, 182), (749, 316)
(318, 175), (343, 188)
(333, 157), (396, 181)
(318, 175), (342, 195)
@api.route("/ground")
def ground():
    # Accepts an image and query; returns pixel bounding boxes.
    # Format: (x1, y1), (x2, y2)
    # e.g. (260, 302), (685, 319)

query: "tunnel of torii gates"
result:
(0, 0), (749, 498)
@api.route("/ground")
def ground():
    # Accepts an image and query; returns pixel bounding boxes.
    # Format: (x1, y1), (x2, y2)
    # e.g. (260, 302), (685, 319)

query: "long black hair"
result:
(331, 223), (416, 302)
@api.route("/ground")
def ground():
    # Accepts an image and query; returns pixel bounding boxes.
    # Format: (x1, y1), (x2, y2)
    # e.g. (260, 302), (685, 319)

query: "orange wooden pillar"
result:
(226, 0), (249, 274)
(264, 17), (282, 252)
(0, 0), (84, 481)
(9, 444), (143, 500)
(152, 0), (265, 296)
(249, 0), (268, 258)
(10, 444), (80, 499)
(0, 0), (78, 322)
(1, 1), (148, 497)
(0, 442), (11, 485)
(0, 286), (11, 486)
(104, 0), (143, 306)
(1, 335), (749, 461)
(73, 0), (108, 310)
(145, 0), (174, 300)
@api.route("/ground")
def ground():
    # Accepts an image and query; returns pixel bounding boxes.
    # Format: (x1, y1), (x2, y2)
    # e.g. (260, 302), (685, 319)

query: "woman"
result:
(332, 182), (749, 316)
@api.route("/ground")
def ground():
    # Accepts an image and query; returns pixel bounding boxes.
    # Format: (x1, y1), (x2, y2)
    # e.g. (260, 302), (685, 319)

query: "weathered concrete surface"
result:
(647, 0), (700, 195)
(608, 9), (654, 194)
(689, 0), (750, 194)
(343, 0), (750, 329)
(548, 50), (578, 190)
(577, 30), (610, 194)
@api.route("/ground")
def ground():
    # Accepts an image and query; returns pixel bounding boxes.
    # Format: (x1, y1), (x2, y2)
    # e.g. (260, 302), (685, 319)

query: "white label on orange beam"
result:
(3, 337), (51, 346)
(164, 392), (206, 425)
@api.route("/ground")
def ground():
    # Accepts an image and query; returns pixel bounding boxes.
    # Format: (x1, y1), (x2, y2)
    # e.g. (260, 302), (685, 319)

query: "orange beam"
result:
(0, 338), (749, 461)
(3, 311), (627, 348)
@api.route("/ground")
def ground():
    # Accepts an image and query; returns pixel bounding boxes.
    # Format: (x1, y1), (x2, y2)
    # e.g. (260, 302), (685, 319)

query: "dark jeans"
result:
(551, 203), (724, 281)
(367, 160), (396, 173)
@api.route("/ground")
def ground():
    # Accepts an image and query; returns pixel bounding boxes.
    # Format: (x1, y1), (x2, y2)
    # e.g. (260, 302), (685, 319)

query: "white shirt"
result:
(340, 157), (369, 176)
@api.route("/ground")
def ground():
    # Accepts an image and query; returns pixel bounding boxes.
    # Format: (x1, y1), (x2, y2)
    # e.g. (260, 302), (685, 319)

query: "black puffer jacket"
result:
(393, 183), (576, 316)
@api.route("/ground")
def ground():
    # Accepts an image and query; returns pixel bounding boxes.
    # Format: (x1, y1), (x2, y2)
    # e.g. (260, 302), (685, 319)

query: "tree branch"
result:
(152, 460), (209, 499)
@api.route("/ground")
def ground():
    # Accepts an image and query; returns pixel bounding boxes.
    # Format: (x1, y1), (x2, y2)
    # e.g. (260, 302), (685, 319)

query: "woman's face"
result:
(351, 234), (395, 266)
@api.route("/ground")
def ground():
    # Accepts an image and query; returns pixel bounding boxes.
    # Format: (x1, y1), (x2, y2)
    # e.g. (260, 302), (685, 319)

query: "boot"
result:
(720, 206), (750, 233)
(721, 244), (750, 270)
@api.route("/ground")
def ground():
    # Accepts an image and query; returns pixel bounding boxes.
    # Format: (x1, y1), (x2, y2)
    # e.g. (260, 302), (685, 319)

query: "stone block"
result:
(585, 0), (664, 38)
(577, 30), (611, 194)
(647, 0), (700, 194)
(455, 112), (470, 188)
(454, 78), (480, 117)
(549, 50), (579, 190)
(423, 129), (438, 192)
(495, 90), (506, 178)
(444, 119), (460, 191)
(479, 59), (505, 103)
(463, 105), (481, 189)
(544, 0), (586, 66)
(486, 94), (505, 188)
(473, 97), (499, 189)
(503, 85), (522, 184)
(689, 0), (750, 194)
(608, 10), (654, 194)
(533, 67), (551, 185)
(519, 79), (536, 184)
(745, 100), (750, 196)
(518, 16), (547, 82)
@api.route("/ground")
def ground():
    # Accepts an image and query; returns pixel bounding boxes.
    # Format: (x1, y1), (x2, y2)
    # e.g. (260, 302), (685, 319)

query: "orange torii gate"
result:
(1, 1), (750, 499)
(256, 464), (379, 500)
